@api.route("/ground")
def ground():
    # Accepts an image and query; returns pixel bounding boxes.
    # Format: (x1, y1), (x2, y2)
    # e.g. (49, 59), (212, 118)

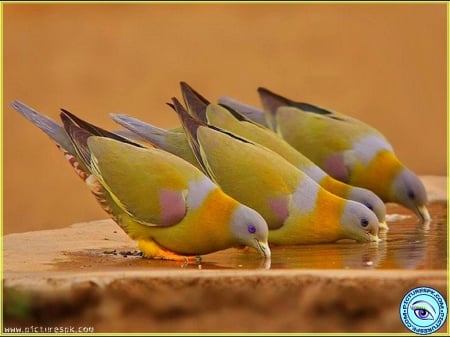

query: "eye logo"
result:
(400, 286), (447, 335)
(411, 300), (435, 321)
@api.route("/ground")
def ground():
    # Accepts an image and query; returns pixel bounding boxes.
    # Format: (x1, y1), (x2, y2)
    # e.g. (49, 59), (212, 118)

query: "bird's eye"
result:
(360, 218), (369, 227)
(364, 202), (374, 211)
(248, 224), (256, 234)
(407, 190), (416, 200)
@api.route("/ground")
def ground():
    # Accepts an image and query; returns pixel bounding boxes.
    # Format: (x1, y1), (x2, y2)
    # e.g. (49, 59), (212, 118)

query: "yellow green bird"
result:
(112, 85), (388, 230)
(166, 97), (379, 245)
(11, 101), (271, 262)
(112, 113), (203, 171)
(219, 89), (430, 224)
(181, 83), (388, 228)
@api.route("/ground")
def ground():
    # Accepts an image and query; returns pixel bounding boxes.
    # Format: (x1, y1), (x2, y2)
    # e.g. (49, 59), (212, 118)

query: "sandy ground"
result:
(3, 269), (447, 333)
(3, 176), (447, 333)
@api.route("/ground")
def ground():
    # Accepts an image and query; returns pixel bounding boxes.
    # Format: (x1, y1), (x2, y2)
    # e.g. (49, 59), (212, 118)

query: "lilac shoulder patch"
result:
(268, 195), (290, 229)
(159, 189), (187, 226)
(323, 154), (349, 182)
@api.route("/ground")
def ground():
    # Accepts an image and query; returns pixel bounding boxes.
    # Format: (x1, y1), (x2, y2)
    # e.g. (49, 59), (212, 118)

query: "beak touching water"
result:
(416, 205), (431, 224)
(378, 221), (389, 231)
(254, 239), (271, 259)
(366, 225), (380, 243)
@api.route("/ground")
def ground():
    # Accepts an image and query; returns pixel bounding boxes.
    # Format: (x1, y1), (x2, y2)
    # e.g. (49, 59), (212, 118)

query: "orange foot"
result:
(138, 240), (201, 263)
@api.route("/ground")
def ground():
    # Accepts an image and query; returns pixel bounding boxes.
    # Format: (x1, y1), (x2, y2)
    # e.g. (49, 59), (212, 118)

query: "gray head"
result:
(230, 204), (271, 258)
(341, 200), (380, 242)
(391, 168), (430, 223)
(347, 186), (388, 229)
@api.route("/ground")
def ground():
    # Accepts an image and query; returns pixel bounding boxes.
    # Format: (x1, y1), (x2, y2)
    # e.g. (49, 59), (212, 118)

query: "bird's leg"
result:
(138, 239), (200, 262)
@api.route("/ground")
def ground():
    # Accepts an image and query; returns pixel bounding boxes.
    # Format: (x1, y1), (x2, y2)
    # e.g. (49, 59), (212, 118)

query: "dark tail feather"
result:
(60, 108), (144, 148)
(217, 103), (253, 123)
(169, 97), (209, 174)
(60, 112), (94, 168)
(257, 87), (335, 116)
(258, 87), (291, 130)
(257, 87), (297, 113)
(217, 96), (268, 127)
(58, 112), (121, 221)
(171, 96), (253, 157)
(179, 82), (210, 122)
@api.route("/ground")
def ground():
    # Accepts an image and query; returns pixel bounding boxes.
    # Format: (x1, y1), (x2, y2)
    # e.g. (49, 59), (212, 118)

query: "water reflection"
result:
(91, 202), (446, 271)
(193, 201), (447, 270)
(376, 202), (447, 270)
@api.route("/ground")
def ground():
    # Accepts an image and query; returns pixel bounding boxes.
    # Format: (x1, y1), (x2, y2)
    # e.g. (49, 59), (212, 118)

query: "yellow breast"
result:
(125, 188), (239, 255)
(349, 150), (402, 201)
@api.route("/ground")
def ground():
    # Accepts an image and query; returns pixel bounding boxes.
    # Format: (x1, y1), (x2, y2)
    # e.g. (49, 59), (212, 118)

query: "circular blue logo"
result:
(400, 286), (448, 334)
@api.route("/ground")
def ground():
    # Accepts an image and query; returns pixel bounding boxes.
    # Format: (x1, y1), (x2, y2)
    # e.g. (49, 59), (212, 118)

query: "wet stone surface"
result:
(2, 201), (447, 333)
(46, 201), (447, 271)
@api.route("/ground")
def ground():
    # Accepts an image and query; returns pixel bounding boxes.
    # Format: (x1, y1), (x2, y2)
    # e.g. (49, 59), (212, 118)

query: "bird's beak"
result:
(261, 257), (271, 269)
(367, 232), (381, 243)
(254, 239), (271, 259)
(416, 205), (431, 224)
(378, 221), (389, 231)
(366, 225), (380, 243)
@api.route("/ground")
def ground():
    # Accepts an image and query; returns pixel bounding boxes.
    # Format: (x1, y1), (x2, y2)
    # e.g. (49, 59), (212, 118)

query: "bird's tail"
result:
(170, 97), (208, 175)
(110, 113), (170, 149)
(179, 81), (210, 122)
(11, 101), (76, 154)
(257, 87), (342, 126)
(10, 101), (133, 224)
(11, 101), (93, 182)
(217, 96), (268, 127)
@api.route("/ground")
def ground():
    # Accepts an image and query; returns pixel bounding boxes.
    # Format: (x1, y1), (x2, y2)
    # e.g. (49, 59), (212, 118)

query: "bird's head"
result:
(347, 186), (387, 229)
(230, 204), (271, 259)
(340, 200), (380, 242)
(391, 168), (430, 223)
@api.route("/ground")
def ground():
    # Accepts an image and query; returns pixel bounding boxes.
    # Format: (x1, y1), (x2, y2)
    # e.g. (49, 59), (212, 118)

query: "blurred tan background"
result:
(4, 4), (446, 234)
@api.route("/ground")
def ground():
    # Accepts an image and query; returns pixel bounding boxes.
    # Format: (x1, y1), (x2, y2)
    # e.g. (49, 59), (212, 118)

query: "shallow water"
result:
(187, 201), (448, 270)
(64, 201), (447, 271)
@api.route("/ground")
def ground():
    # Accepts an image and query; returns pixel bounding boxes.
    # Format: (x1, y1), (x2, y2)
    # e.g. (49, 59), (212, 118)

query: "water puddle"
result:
(187, 201), (448, 270)
(58, 202), (447, 271)
(267, 202), (447, 270)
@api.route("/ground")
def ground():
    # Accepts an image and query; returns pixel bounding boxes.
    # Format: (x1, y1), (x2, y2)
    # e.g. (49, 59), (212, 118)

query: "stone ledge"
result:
(3, 175), (447, 333)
